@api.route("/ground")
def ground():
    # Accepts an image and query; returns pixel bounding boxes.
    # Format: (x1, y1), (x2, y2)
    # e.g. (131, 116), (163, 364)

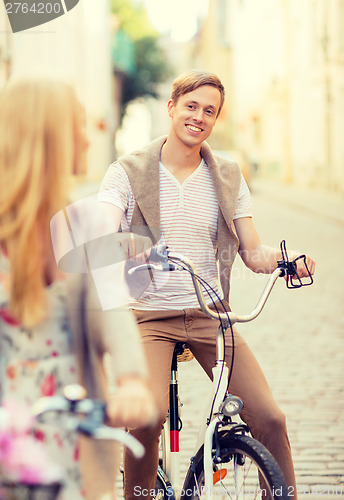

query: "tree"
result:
(111, 0), (173, 117)
(111, 0), (157, 40)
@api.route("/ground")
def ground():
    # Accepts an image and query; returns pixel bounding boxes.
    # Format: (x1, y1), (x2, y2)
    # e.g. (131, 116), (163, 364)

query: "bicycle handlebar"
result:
(31, 385), (145, 458)
(128, 240), (313, 326)
(168, 252), (284, 325)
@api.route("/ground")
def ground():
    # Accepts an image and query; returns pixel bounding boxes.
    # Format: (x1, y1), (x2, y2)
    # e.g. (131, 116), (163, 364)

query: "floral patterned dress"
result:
(0, 255), (84, 499)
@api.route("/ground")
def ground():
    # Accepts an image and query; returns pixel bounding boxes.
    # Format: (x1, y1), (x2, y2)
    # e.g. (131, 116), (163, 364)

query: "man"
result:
(98, 70), (315, 499)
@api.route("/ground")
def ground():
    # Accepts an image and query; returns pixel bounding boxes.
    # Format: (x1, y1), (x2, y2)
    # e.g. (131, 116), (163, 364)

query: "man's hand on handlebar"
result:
(277, 240), (315, 288)
(287, 251), (316, 280)
(119, 233), (153, 263)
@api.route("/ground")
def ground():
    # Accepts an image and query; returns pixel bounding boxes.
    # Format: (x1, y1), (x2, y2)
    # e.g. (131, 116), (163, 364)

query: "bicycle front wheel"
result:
(180, 433), (289, 500)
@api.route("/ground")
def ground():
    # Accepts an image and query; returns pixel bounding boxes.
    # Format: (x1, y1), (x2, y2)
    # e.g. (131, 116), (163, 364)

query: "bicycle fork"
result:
(203, 363), (229, 500)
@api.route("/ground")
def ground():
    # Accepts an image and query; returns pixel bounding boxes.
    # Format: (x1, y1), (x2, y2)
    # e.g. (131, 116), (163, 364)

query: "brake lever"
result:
(127, 244), (177, 275)
(127, 262), (176, 275)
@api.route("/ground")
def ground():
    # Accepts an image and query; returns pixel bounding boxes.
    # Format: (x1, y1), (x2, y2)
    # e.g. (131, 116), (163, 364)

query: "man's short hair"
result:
(170, 70), (225, 117)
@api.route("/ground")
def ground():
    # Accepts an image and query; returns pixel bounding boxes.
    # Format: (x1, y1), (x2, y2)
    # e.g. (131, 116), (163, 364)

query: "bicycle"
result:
(0, 385), (144, 500)
(128, 240), (313, 500)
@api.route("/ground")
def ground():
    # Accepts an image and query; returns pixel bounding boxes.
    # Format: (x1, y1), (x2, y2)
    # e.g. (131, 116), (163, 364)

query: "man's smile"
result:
(186, 124), (203, 133)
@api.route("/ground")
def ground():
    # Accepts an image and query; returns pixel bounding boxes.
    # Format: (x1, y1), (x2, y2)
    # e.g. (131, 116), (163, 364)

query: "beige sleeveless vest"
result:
(118, 136), (242, 302)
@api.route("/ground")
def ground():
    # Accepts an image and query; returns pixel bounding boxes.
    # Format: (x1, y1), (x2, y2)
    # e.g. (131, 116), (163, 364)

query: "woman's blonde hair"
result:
(0, 76), (86, 327)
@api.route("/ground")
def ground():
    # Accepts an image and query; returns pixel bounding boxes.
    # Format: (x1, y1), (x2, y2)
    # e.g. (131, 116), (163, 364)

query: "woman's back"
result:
(0, 254), (83, 500)
(0, 76), (156, 500)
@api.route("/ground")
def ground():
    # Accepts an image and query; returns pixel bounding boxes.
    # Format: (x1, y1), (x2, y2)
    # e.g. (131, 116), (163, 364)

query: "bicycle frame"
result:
(161, 329), (232, 500)
(130, 243), (313, 500)
(160, 254), (285, 500)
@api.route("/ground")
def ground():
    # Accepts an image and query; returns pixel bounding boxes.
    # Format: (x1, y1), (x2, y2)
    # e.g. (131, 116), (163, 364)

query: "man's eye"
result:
(206, 109), (214, 115)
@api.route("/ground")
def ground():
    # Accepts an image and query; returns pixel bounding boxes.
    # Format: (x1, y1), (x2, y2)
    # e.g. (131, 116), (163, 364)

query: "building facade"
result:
(0, 0), (115, 180)
(194, 0), (344, 193)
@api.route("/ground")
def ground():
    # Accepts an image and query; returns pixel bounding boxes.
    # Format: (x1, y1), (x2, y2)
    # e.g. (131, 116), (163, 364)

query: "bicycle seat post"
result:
(166, 344), (182, 490)
(170, 348), (179, 453)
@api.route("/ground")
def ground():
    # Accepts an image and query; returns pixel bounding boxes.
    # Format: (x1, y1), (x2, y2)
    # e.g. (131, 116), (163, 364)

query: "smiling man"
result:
(98, 70), (315, 499)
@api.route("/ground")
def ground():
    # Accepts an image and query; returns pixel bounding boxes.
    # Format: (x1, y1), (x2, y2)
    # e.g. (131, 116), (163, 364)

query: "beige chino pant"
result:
(124, 306), (297, 499)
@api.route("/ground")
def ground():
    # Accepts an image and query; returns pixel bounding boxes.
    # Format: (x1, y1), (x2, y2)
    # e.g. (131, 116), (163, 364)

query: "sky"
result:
(143, 0), (209, 43)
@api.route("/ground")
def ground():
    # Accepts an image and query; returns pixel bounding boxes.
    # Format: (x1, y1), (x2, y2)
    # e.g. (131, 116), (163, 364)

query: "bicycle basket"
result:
(0, 482), (62, 500)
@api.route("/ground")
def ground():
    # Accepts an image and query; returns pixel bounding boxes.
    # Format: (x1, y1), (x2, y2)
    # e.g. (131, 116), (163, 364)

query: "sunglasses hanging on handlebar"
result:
(277, 239), (313, 289)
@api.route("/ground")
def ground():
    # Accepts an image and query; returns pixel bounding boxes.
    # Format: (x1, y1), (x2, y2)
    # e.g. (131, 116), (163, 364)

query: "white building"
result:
(0, 0), (114, 180)
(225, 0), (344, 193)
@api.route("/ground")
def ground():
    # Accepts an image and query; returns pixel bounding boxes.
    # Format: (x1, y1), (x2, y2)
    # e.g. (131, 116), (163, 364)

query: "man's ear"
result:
(167, 100), (174, 118)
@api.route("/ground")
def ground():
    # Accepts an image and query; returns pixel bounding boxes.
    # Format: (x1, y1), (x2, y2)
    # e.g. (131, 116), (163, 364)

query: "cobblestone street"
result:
(104, 179), (344, 499)
(176, 181), (344, 499)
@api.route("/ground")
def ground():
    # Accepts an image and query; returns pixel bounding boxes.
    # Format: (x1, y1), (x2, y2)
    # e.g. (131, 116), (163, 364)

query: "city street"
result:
(1, 1), (343, 498)
(176, 181), (344, 499)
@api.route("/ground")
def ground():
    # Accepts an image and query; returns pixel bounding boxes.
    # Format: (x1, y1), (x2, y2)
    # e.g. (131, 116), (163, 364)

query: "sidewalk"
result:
(251, 178), (344, 228)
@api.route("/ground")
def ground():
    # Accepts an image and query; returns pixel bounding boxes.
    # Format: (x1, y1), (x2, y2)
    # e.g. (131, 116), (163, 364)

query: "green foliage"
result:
(110, 0), (157, 40)
(111, 0), (173, 117)
(134, 36), (171, 97)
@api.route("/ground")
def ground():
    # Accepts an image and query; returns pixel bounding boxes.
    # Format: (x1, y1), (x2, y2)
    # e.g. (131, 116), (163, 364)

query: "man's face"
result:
(167, 85), (221, 148)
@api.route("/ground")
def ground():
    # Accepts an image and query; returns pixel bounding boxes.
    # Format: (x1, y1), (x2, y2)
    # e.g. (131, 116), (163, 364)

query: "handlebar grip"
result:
(82, 426), (145, 458)
(32, 395), (106, 422)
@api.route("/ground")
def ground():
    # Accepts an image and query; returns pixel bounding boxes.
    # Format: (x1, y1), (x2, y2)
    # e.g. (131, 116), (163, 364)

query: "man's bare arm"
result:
(234, 217), (315, 277)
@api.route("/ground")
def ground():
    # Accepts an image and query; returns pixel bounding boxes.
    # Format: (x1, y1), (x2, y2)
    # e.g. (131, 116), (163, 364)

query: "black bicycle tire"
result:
(155, 474), (168, 500)
(154, 463), (176, 500)
(180, 433), (289, 500)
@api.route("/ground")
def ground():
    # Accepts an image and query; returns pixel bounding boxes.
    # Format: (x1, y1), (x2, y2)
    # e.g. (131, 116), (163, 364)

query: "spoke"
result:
(234, 456), (245, 500)
(219, 477), (233, 499)
(190, 453), (272, 499)
(215, 457), (261, 500)
(238, 458), (262, 499)
(194, 472), (202, 498)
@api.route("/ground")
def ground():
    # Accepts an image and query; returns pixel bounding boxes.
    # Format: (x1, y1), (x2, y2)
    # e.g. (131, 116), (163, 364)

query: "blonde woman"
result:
(0, 77), (156, 500)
